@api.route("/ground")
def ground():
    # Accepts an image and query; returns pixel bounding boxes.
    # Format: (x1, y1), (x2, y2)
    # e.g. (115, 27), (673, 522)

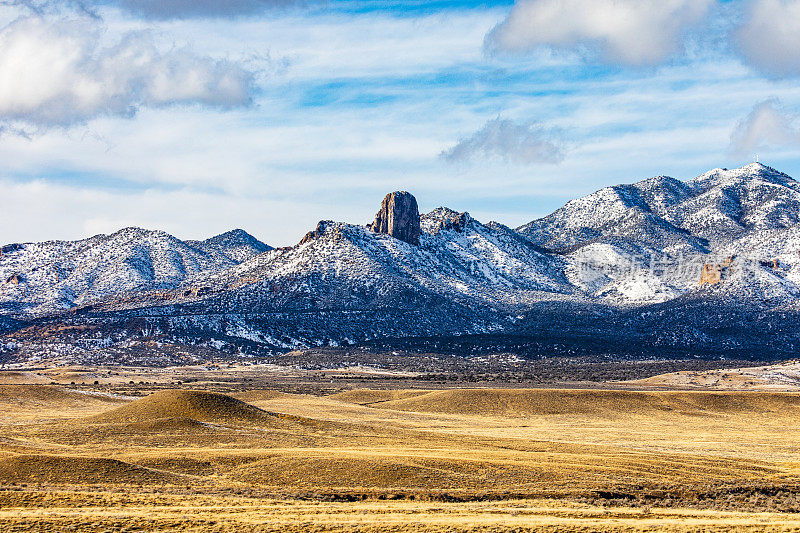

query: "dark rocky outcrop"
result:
(299, 220), (331, 246)
(370, 191), (421, 246)
(430, 211), (472, 234)
(0, 244), (23, 256)
(182, 286), (211, 298)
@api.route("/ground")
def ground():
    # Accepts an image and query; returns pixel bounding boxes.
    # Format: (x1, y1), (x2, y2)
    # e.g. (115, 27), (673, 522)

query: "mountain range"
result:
(2, 162), (799, 366)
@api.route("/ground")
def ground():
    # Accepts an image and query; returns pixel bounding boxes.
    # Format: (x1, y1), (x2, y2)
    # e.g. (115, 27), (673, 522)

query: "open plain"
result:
(3, 363), (800, 531)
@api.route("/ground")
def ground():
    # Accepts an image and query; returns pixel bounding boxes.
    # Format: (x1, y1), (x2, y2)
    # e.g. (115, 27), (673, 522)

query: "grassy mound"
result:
(114, 416), (209, 432)
(0, 454), (182, 485)
(228, 455), (482, 489)
(329, 389), (432, 405)
(134, 456), (217, 476)
(232, 390), (296, 403)
(0, 385), (87, 402)
(375, 389), (800, 417)
(89, 390), (271, 424)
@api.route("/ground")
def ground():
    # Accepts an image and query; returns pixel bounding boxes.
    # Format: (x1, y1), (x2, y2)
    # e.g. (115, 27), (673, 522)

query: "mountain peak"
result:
(691, 163), (796, 190)
(421, 207), (474, 235)
(369, 191), (421, 246)
(732, 161), (788, 178)
(110, 226), (165, 238)
(421, 207), (460, 226)
(186, 229), (270, 263)
(201, 229), (269, 249)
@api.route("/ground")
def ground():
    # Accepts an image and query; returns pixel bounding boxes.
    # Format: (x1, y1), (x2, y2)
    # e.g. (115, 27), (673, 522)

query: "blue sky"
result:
(1, 0), (800, 246)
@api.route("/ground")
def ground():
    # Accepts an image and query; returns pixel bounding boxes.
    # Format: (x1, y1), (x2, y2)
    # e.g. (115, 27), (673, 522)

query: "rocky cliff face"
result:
(370, 191), (421, 246)
(422, 207), (473, 235)
(298, 220), (330, 245)
(699, 264), (723, 286)
(699, 256), (734, 287)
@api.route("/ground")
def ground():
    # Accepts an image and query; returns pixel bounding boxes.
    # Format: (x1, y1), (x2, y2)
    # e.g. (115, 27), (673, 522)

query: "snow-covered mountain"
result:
(517, 174), (708, 254)
(3, 163), (800, 364)
(519, 164), (799, 249)
(58, 206), (578, 349)
(184, 207), (574, 314)
(185, 229), (271, 263)
(0, 227), (269, 316)
(516, 164), (800, 305)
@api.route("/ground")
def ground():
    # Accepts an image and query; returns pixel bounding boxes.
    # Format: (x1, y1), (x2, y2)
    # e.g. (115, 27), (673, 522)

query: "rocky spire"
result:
(370, 191), (421, 246)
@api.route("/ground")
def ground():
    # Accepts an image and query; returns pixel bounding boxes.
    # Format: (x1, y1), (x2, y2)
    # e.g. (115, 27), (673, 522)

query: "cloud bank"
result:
(3, 0), (309, 19)
(0, 17), (255, 128)
(111, 0), (306, 20)
(441, 118), (566, 165)
(734, 0), (800, 78)
(730, 99), (800, 155)
(485, 0), (714, 67)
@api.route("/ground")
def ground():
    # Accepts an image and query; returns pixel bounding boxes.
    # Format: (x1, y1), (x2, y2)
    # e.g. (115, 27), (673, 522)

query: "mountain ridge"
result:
(0, 227), (269, 317)
(2, 164), (800, 365)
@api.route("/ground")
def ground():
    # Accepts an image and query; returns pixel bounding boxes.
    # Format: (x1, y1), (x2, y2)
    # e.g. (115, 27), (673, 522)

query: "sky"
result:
(2, 0), (800, 246)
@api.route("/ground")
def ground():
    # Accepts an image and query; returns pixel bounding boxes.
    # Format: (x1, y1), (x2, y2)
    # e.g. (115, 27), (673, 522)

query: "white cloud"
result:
(1, 0), (309, 19)
(167, 10), (501, 81)
(729, 99), (800, 156)
(108, 0), (306, 20)
(0, 16), (254, 128)
(485, 0), (715, 67)
(441, 117), (566, 165)
(734, 0), (800, 78)
(5, 5), (800, 246)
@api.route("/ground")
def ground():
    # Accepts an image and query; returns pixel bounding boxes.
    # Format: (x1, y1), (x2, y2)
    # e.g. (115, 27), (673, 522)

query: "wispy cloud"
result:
(734, 0), (800, 78)
(3, 2), (800, 245)
(484, 0), (715, 67)
(107, 0), (311, 20)
(441, 117), (566, 164)
(1, 0), (313, 19)
(0, 16), (255, 129)
(729, 99), (800, 156)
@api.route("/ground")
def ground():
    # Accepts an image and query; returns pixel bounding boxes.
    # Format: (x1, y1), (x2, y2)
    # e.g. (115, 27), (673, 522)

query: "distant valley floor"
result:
(0, 350), (784, 395)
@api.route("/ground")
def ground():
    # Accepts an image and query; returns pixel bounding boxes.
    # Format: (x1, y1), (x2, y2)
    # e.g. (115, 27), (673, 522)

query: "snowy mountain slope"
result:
(518, 163), (800, 305)
(47, 207), (580, 352)
(564, 242), (684, 303)
(517, 181), (708, 254)
(40, 216), (528, 350)
(669, 164), (800, 244)
(185, 229), (271, 263)
(0, 227), (268, 317)
(164, 209), (576, 318)
(519, 163), (800, 251)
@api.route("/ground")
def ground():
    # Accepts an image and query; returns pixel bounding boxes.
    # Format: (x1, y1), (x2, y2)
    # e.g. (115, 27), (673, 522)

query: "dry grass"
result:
(3, 383), (800, 531)
(4, 493), (800, 532)
(368, 388), (800, 416)
(0, 455), (185, 485)
(329, 389), (433, 405)
(89, 389), (275, 424)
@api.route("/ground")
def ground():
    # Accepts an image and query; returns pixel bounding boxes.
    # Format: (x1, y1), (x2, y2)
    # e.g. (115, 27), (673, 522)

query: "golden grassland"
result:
(3, 379), (800, 531)
(6, 492), (800, 532)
